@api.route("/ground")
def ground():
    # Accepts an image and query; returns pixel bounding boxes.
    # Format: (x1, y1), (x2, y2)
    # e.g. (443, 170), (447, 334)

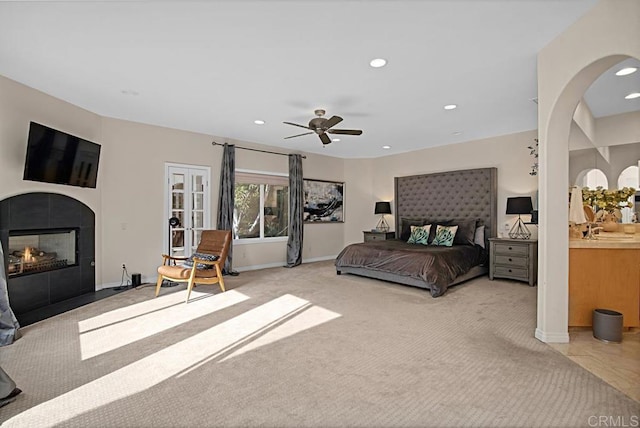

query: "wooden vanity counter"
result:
(569, 231), (640, 327)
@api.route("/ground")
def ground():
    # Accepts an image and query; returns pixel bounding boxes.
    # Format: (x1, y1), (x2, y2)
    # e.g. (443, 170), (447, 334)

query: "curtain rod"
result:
(211, 141), (306, 159)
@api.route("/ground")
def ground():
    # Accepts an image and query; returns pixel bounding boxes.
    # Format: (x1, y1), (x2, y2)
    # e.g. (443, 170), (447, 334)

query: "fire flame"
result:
(23, 247), (33, 262)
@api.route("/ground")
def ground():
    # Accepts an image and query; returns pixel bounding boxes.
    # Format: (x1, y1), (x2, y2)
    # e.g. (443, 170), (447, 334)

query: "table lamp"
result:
(506, 196), (533, 239)
(375, 201), (391, 232)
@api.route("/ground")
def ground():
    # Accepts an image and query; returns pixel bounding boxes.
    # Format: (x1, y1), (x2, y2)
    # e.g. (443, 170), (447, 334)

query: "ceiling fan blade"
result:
(327, 129), (363, 135)
(319, 133), (331, 145)
(284, 132), (314, 139)
(323, 115), (343, 129)
(283, 121), (311, 130)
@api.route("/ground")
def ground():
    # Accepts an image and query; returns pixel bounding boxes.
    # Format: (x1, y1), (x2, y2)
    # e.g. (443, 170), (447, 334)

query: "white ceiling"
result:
(1, 0), (636, 159)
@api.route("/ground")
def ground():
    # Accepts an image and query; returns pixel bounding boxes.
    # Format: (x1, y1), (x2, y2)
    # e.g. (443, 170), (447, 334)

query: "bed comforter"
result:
(334, 239), (486, 297)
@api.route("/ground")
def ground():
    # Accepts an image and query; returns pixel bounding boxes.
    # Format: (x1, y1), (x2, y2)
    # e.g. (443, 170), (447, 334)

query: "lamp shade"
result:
(374, 201), (392, 215)
(506, 197), (533, 215)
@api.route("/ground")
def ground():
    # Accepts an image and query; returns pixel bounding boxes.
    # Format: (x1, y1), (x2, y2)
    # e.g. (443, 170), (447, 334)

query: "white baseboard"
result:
(535, 328), (570, 343)
(302, 255), (337, 264)
(97, 257), (338, 288)
(235, 255), (337, 272)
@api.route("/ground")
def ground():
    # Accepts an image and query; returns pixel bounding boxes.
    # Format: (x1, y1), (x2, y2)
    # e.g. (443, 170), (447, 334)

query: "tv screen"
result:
(23, 122), (101, 188)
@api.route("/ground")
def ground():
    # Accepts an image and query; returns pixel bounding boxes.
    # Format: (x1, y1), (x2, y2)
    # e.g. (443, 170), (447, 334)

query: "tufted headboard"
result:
(394, 167), (497, 243)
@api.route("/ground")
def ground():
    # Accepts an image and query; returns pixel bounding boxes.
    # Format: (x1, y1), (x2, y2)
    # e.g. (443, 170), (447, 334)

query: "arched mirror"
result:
(569, 57), (640, 226)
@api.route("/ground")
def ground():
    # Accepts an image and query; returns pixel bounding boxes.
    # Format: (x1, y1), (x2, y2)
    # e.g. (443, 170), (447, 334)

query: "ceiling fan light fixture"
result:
(615, 67), (637, 76)
(254, 120), (265, 125)
(624, 92), (640, 100)
(443, 104), (457, 110)
(369, 58), (387, 68)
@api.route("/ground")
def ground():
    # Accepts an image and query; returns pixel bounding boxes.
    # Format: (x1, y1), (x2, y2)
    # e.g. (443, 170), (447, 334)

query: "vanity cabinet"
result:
(569, 246), (640, 328)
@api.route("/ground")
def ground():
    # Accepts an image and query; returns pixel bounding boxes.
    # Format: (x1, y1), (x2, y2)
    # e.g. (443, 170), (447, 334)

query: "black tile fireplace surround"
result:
(1, 192), (95, 324)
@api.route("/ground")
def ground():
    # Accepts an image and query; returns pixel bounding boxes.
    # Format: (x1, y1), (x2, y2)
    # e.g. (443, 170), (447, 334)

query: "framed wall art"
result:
(303, 179), (344, 223)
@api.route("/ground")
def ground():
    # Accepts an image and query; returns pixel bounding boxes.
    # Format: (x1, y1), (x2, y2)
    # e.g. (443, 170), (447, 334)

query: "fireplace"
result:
(7, 228), (78, 277)
(1, 192), (95, 318)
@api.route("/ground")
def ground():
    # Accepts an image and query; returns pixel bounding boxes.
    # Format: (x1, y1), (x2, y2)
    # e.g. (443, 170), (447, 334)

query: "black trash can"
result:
(592, 309), (623, 343)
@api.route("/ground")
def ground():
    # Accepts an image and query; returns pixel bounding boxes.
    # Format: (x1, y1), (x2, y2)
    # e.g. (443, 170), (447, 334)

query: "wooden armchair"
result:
(155, 230), (232, 303)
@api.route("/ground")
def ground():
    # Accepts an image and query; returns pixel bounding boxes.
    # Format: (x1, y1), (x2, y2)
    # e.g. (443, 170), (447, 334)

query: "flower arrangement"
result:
(581, 186), (636, 221)
(528, 139), (538, 176)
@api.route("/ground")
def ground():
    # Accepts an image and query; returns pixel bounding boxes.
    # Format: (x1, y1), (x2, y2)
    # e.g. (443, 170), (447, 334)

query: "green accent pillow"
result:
(407, 225), (431, 245)
(431, 225), (459, 247)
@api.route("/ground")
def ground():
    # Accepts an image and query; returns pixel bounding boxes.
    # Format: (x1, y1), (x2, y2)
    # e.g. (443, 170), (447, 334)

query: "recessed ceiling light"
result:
(254, 120), (265, 125)
(624, 92), (640, 100)
(332, 138), (340, 142)
(382, 145), (391, 149)
(370, 58), (387, 68)
(443, 104), (457, 110)
(615, 67), (637, 76)
(120, 89), (139, 96)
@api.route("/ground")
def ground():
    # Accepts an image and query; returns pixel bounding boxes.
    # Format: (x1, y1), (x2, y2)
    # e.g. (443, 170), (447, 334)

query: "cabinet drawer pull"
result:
(508, 247), (512, 250)
(508, 258), (512, 262)
(508, 269), (512, 272)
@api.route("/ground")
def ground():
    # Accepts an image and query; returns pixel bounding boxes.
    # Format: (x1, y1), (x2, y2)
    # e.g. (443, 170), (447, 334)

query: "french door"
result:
(165, 163), (211, 258)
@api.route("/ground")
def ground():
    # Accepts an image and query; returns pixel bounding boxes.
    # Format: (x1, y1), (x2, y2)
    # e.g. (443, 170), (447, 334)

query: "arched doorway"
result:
(536, 0), (640, 342)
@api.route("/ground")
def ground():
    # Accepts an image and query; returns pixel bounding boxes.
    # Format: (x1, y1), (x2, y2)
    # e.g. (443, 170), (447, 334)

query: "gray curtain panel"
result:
(216, 143), (235, 274)
(286, 154), (303, 267)
(0, 242), (21, 346)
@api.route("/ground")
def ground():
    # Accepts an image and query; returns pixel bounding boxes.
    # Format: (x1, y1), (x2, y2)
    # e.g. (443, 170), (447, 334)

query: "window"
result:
(581, 168), (608, 189)
(234, 171), (289, 240)
(618, 165), (639, 223)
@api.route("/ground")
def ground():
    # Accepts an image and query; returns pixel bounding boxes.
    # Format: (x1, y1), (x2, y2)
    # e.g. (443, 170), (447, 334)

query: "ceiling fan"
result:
(283, 109), (363, 145)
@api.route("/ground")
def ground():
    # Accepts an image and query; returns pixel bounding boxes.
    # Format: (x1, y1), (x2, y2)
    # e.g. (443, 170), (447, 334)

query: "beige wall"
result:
(0, 75), (104, 283)
(0, 76), (347, 286)
(358, 131), (538, 241)
(100, 118), (217, 284)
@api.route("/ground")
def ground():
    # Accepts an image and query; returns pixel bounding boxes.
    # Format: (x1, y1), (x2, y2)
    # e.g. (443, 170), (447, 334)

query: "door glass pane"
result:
(171, 230), (184, 251)
(172, 174), (185, 191)
(264, 184), (289, 237)
(171, 211), (184, 227)
(193, 175), (204, 192)
(192, 229), (203, 252)
(172, 192), (184, 210)
(193, 193), (204, 210)
(234, 183), (260, 239)
(192, 211), (204, 229)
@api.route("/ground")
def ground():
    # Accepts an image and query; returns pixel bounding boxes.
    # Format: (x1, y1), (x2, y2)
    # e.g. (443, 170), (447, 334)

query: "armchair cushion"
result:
(182, 252), (220, 269)
(157, 264), (220, 279)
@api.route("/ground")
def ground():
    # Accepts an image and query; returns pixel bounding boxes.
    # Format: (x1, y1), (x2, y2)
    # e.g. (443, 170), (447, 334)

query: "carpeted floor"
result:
(1, 261), (638, 427)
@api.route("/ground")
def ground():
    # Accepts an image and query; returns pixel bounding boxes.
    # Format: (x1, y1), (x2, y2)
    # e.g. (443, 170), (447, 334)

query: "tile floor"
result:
(549, 328), (640, 402)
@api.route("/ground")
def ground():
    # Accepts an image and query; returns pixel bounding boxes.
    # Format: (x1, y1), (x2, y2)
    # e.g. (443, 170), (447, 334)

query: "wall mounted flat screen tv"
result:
(23, 122), (101, 188)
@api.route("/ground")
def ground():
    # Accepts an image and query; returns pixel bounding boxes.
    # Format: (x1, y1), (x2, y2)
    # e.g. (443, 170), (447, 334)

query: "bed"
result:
(335, 167), (497, 296)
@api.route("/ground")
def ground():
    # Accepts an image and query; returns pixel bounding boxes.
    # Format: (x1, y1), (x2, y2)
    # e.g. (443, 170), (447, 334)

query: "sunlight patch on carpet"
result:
(221, 305), (341, 361)
(4, 294), (341, 428)
(79, 290), (250, 360)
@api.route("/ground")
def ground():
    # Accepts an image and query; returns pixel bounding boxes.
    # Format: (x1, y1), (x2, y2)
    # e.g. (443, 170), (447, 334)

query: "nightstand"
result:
(488, 238), (538, 286)
(363, 230), (395, 242)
